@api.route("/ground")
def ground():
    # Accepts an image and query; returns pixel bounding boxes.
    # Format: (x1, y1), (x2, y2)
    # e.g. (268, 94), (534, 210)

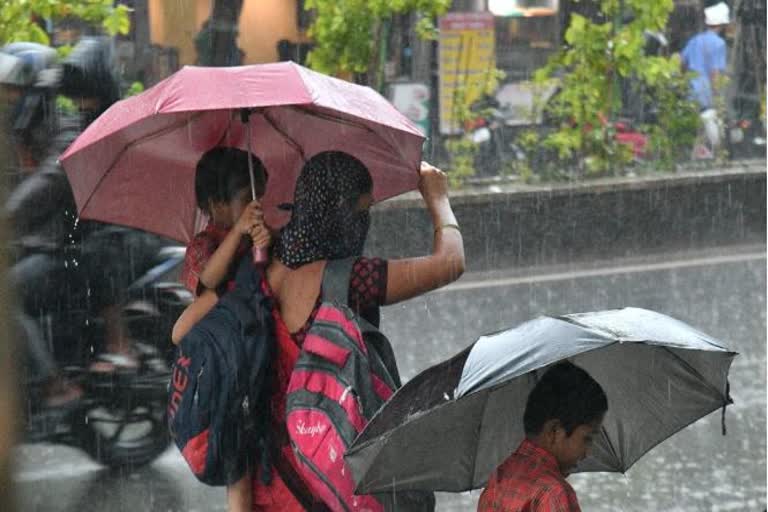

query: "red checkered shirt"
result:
(477, 439), (582, 512)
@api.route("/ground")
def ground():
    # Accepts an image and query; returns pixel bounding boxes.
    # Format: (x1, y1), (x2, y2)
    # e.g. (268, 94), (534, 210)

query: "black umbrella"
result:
(345, 307), (736, 494)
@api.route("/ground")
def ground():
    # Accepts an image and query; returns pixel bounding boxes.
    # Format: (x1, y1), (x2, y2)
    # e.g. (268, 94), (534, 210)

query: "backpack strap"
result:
(320, 257), (357, 307)
(232, 252), (260, 295)
(270, 426), (330, 511)
(321, 257), (402, 389)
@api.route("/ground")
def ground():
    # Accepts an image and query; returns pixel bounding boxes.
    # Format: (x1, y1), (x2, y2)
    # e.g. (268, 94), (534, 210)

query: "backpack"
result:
(285, 258), (435, 511)
(167, 255), (274, 486)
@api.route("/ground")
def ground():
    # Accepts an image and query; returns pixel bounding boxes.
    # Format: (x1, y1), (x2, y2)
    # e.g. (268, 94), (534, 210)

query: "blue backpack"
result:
(167, 256), (274, 486)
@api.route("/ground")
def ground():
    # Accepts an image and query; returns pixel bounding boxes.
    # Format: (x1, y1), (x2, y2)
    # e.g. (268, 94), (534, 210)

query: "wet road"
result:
(13, 245), (766, 511)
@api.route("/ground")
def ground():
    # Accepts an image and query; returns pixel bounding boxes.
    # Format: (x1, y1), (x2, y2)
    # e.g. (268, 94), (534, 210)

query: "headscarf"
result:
(275, 151), (372, 268)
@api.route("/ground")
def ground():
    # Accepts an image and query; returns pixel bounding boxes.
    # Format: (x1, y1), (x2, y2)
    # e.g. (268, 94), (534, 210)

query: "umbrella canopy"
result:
(345, 307), (736, 494)
(59, 62), (425, 243)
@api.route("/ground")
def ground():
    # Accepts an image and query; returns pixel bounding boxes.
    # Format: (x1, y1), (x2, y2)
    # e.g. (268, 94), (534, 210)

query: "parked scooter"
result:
(726, 116), (767, 158)
(464, 94), (525, 177)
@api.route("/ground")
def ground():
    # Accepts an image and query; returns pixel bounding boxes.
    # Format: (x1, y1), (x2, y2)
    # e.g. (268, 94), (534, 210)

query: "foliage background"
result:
(0, 0), (130, 45)
(528, 0), (700, 176)
(305, 0), (450, 90)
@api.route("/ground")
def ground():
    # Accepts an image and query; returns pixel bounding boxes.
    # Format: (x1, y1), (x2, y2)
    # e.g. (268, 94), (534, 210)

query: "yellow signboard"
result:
(439, 12), (496, 134)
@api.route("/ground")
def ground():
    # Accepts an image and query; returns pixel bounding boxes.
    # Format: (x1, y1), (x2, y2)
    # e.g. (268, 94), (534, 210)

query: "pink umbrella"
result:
(59, 62), (425, 243)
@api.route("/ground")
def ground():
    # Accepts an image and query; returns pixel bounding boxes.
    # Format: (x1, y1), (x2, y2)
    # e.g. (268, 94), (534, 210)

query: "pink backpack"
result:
(285, 258), (434, 511)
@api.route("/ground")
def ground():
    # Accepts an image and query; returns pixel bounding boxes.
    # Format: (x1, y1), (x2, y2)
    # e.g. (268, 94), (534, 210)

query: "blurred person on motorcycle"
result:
(681, 1), (730, 156)
(0, 41), (79, 407)
(3, 38), (160, 409)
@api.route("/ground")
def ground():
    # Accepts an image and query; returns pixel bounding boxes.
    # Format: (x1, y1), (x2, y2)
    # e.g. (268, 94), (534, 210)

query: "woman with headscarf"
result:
(174, 152), (465, 511)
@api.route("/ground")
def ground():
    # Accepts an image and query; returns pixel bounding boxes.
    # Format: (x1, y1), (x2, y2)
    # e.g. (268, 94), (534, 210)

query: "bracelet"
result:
(434, 223), (461, 235)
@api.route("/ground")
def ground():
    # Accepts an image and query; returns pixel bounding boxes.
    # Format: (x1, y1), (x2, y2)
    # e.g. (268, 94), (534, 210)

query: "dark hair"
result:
(523, 361), (608, 436)
(295, 150), (372, 201)
(194, 147), (267, 212)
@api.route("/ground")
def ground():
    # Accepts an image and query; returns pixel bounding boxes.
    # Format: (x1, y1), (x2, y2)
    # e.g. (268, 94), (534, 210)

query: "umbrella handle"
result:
(242, 108), (268, 265)
(252, 246), (268, 265)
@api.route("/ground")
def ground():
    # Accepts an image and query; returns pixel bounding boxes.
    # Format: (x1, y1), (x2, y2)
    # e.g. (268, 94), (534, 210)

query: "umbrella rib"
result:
(660, 346), (734, 400)
(290, 105), (406, 161)
(596, 347), (734, 475)
(597, 423), (623, 473)
(292, 104), (377, 131)
(259, 109), (307, 161)
(76, 112), (206, 216)
(616, 402), (728, 475)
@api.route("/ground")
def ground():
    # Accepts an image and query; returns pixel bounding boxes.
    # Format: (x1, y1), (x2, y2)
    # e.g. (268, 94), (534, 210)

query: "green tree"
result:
(0, 0), (131, 45)
(531, 0), (698, 176)
(304, 0), (450, 90)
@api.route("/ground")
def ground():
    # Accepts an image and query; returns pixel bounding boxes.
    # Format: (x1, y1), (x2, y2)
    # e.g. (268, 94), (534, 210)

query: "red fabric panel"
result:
(371, 373), (394, 402)
(181, 428), (210, 476)
(301, 334), (351, 367)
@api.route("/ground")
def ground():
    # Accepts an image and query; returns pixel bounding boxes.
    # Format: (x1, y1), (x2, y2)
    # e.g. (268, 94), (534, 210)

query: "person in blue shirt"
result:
(681, 2), (730, 154)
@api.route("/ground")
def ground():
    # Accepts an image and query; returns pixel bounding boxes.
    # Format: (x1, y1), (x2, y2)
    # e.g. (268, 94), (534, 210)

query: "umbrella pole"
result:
(241, 108), (267, 264)
(240, 109), (258, 202)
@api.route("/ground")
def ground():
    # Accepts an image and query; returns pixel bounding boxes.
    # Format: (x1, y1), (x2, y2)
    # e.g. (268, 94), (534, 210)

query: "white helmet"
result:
(0, 42), (58, 86)
(705, 2), (730, 26)
(0, 43), (59, 154)
(0, 52), (27, 86)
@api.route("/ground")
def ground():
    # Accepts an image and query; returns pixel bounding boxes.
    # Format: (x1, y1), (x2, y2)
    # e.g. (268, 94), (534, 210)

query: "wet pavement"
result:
(13, 245), (766, 511)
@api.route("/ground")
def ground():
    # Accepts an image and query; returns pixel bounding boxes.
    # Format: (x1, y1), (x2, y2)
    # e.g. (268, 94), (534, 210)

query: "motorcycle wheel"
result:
(75, 344), (171, 470)
(76, 391), (170, 469)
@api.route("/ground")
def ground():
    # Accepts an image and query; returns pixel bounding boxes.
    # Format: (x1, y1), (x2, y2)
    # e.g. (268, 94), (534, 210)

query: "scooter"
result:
(464, 95), (525, 177)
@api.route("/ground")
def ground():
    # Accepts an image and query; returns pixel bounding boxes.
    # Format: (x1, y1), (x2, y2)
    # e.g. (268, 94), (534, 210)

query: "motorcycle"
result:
(464, 95), (525, 178)
(727, 116), (767, 158)
(463, 29), (670, 177)
(17, 240), (192, 469)
(2, 36), (193, 470)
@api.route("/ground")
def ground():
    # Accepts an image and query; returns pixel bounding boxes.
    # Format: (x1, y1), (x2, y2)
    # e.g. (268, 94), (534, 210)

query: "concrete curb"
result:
(373, 159), (767, 210)
(367, 160), (766, 273)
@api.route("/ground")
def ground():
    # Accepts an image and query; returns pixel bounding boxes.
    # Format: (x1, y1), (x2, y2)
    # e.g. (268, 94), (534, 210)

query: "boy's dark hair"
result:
(195, 147), (268, 212)
(523, 361), (607, 436)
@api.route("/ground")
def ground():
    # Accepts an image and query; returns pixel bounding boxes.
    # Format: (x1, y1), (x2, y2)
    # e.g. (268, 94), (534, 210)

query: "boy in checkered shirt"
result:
(478, 362), (607, 512)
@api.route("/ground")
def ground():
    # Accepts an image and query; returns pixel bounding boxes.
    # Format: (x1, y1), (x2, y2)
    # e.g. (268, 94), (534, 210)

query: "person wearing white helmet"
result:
(0, 43), (59, 176)
(681, 1), (731, 156)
